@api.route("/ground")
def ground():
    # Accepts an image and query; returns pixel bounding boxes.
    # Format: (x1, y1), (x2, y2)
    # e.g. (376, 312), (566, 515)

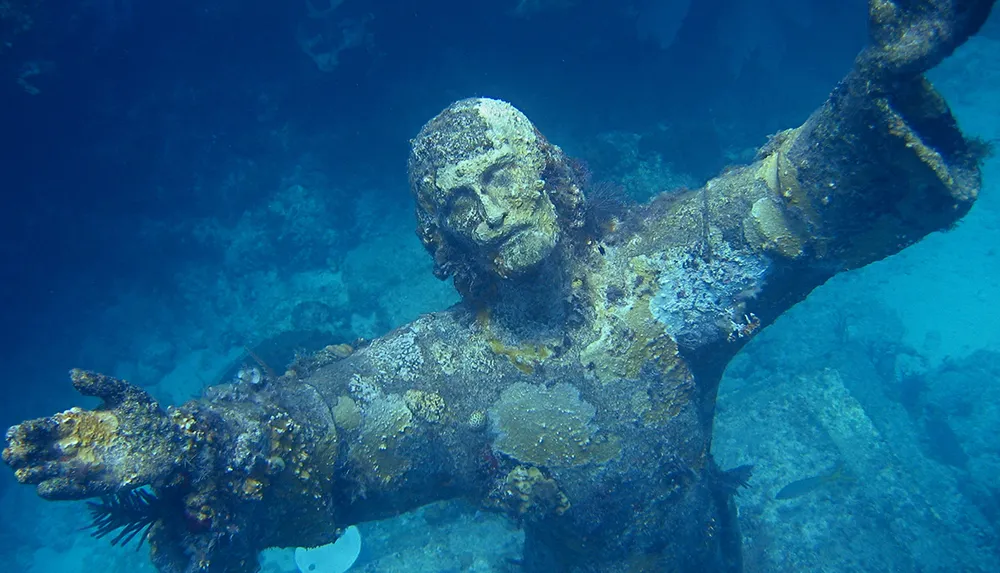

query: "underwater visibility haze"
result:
(2, 1), (1000, 572)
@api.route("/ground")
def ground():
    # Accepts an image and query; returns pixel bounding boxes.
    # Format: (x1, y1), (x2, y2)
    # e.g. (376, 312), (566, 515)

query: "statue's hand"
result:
(2, 370), (182, 500)
(866, 0), (995, 75)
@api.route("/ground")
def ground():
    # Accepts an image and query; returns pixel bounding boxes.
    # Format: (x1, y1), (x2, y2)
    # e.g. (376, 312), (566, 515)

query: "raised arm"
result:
(758, 0), (990, 266)
(624, 0), (992, 385)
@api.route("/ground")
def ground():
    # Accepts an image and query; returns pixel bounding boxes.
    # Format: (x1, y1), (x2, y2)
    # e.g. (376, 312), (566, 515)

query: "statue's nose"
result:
(480, 194), (507, 228)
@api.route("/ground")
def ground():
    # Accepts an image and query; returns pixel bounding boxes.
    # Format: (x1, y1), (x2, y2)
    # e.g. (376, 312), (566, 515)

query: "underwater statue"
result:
(4, 1), (995, 571)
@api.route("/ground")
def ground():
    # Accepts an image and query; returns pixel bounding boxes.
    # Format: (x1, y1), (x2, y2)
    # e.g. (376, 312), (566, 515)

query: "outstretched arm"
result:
(3, 366), (347, 571)
(633, 0), (992, 384)
(5, 313), (575, 573)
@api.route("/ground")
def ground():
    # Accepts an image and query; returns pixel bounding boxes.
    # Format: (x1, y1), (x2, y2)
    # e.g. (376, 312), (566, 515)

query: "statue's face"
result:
(433, 137), (559, 279)
(411, 98), (561, 279)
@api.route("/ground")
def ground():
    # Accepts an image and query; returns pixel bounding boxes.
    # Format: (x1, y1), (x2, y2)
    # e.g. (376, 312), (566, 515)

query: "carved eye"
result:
(446, 189), (483, 231)
(482, 162), (512, 189)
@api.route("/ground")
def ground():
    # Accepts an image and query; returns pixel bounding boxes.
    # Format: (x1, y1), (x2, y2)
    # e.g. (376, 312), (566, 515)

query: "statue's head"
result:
(409, 98), (584, 294)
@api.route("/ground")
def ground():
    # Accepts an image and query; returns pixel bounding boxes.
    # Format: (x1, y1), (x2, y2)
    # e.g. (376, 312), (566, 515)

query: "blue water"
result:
(1, 1), (998, 571)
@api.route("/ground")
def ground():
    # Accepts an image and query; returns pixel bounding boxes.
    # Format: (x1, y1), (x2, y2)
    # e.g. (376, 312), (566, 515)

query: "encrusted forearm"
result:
(759, 75), (982, 268)
(84, 373), (344, 572)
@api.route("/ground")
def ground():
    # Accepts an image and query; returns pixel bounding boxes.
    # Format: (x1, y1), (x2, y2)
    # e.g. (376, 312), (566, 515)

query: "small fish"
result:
(775, 462), (851, 500)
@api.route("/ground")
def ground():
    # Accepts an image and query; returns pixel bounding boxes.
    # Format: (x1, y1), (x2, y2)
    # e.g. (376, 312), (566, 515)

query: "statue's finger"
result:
(36, 476), (111, 501)
(12, 461), (62, 485)
(3, 418), (59, 467)
(69, 369), (153, 409)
